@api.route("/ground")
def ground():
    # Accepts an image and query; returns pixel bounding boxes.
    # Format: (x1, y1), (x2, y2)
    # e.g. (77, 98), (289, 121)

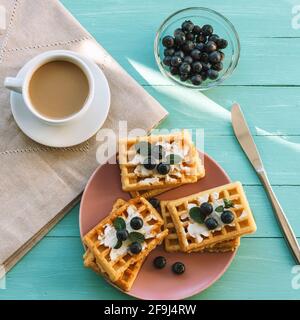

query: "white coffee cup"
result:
(4, 50), (96, 126)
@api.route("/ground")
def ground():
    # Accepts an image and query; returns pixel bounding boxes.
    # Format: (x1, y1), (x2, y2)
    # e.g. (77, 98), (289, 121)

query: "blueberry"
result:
(170, 66), (179, 75)
(216, 38), (228, 49)
(205, 217), (218, 230)
(221, 210), (235, 224)
(196, 34), (207, 43)
(130, 217), (144, 230)
(163, 56), (172, 66)
(204, 41), (217, 53)
(172, 262), (185, 275)
(183, 56), (193, 64)
(180, 73), (189, 81)
(151, 144), (166, 160)
(116, 229), (129, 241)
(207, 69), (219, 80)
(212, 62), (223, 71)
(174, 34), (186, 46)
(174, 50), (185, 59)
(200, 202), (213, 216)
(209, 34), (220, 42)
(174, 28), (185, 37)
(200, 52), (209, 63)
(192, 61), (202, 73)
(143, 157), (156, 170)
(190, 49), (201, 61)
(202, 24), (213, 36)
(185, 32), (194, 41)
(171, 56), (182, 67)
(129, 242), (142, 254)
(182, 40), (195, 53)
(191, 74), (202, 85)
(149, 198), (160, 210)
(192, 25), (202, 35)
(200, 71), (208, 81)
(157, 163), (170, 175)
(209, 51), (221, 64)
(220, 51), (225, 61)
(181, 20), (194, 33)
(179, 62), (191, 74)
(202, 63), (212, 72)
(153, 256), (166, 269)
(162, 35), (174, 48)
(195, 43), (205, 51)
(164, 48), (175, 56)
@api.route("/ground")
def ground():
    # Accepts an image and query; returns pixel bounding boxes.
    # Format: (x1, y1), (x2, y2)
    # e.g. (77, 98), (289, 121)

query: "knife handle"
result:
(258, 170), (300, 264)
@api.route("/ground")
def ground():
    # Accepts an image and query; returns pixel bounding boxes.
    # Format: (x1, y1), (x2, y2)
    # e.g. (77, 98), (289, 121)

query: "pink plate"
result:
(79, 153), (236, 300)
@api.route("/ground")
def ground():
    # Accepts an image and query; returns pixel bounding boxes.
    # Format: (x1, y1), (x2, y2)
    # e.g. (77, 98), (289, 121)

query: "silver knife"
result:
(231, 103), (300, 264)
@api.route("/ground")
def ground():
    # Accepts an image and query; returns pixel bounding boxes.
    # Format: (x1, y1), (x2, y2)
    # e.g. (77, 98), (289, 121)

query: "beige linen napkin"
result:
(0, 0), (168, 272)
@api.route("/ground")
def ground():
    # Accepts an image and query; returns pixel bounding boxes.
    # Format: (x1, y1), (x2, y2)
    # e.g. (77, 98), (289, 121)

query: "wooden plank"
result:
(1, 237), (299, 300)
(48, 186), (300, 238)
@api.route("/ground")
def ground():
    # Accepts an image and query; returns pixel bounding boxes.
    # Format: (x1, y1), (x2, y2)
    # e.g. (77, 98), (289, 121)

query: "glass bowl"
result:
(154, 7), (240, 90)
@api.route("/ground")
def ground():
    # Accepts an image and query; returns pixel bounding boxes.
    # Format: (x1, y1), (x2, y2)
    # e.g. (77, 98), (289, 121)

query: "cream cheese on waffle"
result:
(98, 205), (155, 261)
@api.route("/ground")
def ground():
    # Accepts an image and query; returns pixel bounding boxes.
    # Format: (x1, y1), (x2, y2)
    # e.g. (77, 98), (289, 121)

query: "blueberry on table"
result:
(190, 49), (201, 61)
(163, 56), (172, 66)
(205, 217), (219, 230)
(130, 217), (144, 230)
(164, 48), (175, 56)
(204, 41), (217, 53)
(116, 229), (129, 241)
(196, 34), (206, 43)
(191, 74), (202, 85)
(200, 52), (209, 63)
(149, 198), (160, 210)
(172, 262), (185, 275)
(207, 69), (219, 80)
(171, 55), (182, 67)
(182, 40), (195, 53)
(212, 62), (223, 71)
(185, 32), (194, 41)
(151, 144), (166, 160)
(157, 163), (170, 175)
(216, 38), (228, 49)
(153, 256), (166, 269)
(179, 62), (191, 74)
(174, 34), (186, 46)
(180, 73), (189, 81)
(192, 25), (202, 35)
(195, 43), (205, 51)
(129, 242), (142, 254)
(174, 50), (185, 59)
(192, 61), (202, 74)
(170, 66), (179, 75)
(199, 202), (213, 216)
(202, 24), (213, 36)
(181, 20), (194, 33)
(183, 56), (193, 64)
(209, 51), (221, 64)
(221, 210), (235, 224)
(162, 35), (174, 48)
(143, 156), (156, 170)
(209, 34), (219, 42)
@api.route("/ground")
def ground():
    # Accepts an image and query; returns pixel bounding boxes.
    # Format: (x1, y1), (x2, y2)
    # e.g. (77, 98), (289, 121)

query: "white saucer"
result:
(10, 51), (110, 148)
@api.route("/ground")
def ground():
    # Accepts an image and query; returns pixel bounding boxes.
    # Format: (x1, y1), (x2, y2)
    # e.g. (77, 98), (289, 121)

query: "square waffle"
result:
(119, 131), (204, 192)
(160, 201), (240, 253)
(83, 197), (168, 282)
(166, 182), (256, 253)
(129, 146), (205, 199)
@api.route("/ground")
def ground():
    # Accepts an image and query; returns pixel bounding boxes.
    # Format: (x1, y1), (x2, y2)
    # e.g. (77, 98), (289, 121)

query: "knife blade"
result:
(231, 103), (300, 264)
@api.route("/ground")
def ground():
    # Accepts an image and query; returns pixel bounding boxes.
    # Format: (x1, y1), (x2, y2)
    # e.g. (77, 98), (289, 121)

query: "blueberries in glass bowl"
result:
(161, 20), (227, 87)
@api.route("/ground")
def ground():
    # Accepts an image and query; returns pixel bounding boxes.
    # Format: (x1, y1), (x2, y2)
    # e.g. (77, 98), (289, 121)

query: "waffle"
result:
(166, 182), (256, 253)
(83, 197), (168, 282)
(119, 131), (204, 192)
(129, 146), (205, 199)
(160, 201), (240, 252)
(83, 249), (145, 292)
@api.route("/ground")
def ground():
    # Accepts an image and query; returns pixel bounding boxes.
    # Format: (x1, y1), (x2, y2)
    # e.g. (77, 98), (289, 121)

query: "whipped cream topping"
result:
(98, 205), (154, 261)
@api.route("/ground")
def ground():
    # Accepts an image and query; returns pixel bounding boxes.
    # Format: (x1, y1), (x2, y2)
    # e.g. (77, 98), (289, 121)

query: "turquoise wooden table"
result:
(1, 0), (300, 300)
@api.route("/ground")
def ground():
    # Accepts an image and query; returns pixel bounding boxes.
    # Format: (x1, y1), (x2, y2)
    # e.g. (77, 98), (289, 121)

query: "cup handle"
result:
(4, 77), (23, 93)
